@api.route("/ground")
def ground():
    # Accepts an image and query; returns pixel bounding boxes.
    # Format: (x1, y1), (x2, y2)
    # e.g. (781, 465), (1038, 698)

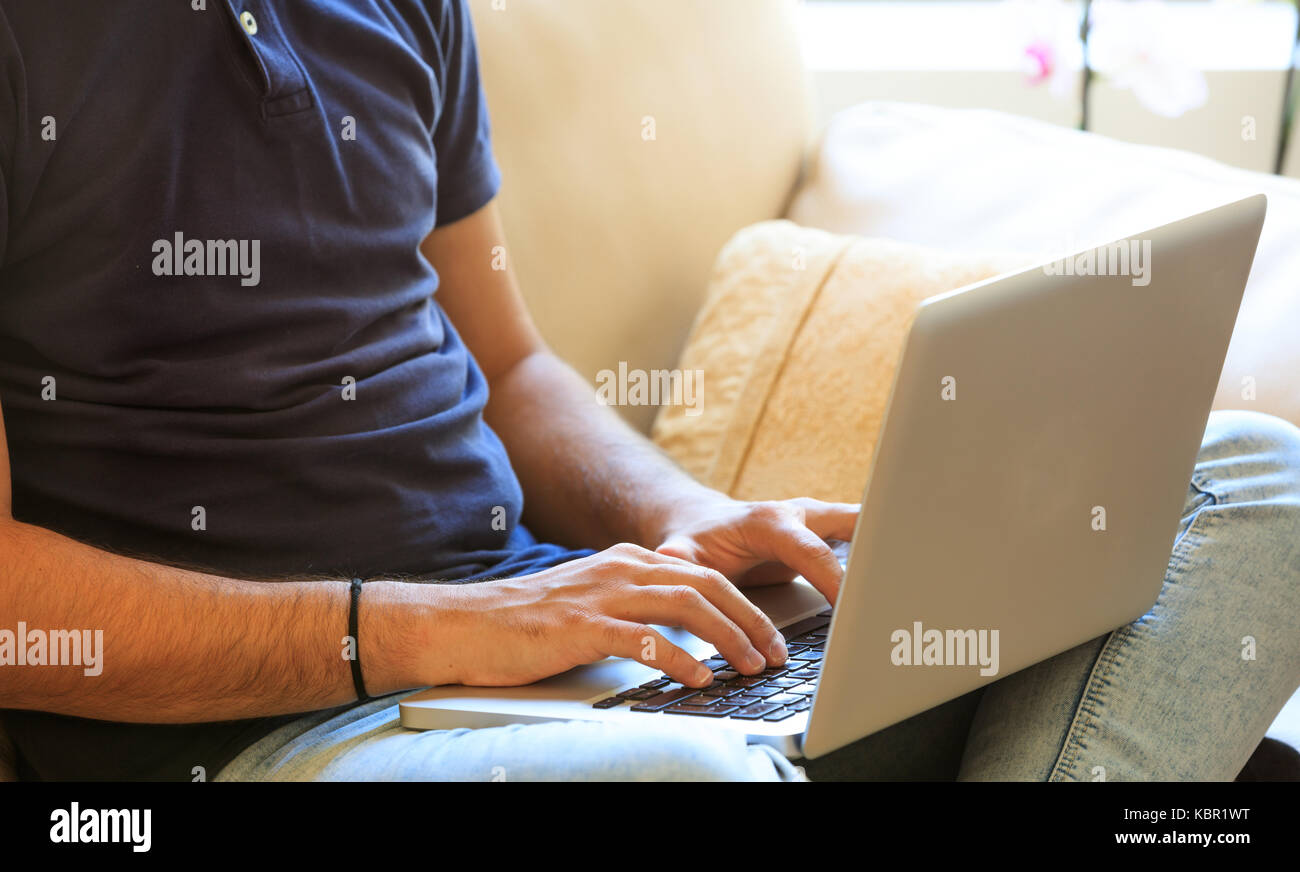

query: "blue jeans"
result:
(216, 410), (1300, 781)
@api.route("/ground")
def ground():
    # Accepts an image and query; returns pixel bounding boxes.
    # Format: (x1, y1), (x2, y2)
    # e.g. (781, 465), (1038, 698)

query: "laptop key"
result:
(730, 702), (783, 720)
(639, 678), (671, 690)
(789, 668), (820, 680)
(617, 687), (661, 700)
(728, 694), (762, 707)
(766, 693), (804, 706)
(592, 696), (625, 709)
(712, 669), (739, 681)
(664, 703), (739, 718)
(766, 677), (802, 689)
(763, 708), (799, 722)
(702, 685), (741, 698)
(681, 694), (725, 706)
(790, 699), (812, 712)
(788, 683), (818, 695)
(631, 687), (701, 711)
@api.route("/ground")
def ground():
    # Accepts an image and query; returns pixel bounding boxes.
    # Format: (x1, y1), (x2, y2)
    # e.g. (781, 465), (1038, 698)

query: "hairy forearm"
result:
(0, 519), (436, 723)
(484, 350), (723, 550)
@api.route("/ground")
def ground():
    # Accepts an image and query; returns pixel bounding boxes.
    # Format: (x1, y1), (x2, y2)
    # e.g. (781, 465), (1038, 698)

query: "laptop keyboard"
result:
(591, 610), (832, 723)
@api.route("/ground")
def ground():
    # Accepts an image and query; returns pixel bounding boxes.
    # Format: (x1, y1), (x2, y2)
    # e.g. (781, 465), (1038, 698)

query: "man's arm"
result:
(426, 202), (858, 601)
(424, 202), (701, 550)
(0, 397), (437, 722)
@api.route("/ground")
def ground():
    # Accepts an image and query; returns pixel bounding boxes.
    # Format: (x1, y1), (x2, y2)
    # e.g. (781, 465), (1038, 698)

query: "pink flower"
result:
(1005, 0), (1081, 98)
(1024, 39), (1056, 85)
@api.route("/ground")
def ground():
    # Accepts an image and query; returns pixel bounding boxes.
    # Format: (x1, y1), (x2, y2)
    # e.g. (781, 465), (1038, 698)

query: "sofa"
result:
(472, 0), (1300, 760)
(2, 0), (1295, 780)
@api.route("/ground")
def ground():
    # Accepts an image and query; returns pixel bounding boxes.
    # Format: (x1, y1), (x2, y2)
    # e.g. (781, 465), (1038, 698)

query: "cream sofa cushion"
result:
(470, 0), (810, 432)
(788, 101), (1300, 428)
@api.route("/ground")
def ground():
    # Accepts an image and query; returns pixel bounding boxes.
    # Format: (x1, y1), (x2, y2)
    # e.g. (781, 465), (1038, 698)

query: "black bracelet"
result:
(348, 577), (371, 702)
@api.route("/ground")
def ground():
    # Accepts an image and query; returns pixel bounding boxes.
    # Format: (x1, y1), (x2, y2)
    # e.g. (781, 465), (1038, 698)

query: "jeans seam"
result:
(1048, 630), (1130, 781)
(1047, 499), (1217, 782)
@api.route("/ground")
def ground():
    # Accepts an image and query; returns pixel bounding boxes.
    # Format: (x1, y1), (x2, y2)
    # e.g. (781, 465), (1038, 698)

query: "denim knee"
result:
(1197, 410), (1300, 503)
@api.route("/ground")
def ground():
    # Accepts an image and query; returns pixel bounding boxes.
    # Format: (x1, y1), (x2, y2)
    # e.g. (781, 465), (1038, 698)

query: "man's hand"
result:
(420, 543), (789, 689)
(653, 497), (860, 605)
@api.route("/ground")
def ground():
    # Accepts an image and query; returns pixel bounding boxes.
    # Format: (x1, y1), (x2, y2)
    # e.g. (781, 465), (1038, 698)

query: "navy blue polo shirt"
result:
(0, 0), (590, 780)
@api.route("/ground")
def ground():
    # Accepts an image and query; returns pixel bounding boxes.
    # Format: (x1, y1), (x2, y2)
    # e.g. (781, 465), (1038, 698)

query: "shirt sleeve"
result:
(431, 0), (502, 228)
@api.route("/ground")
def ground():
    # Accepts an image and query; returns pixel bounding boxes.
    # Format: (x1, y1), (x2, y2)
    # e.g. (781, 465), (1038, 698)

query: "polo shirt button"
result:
(239, 10), (258, 36)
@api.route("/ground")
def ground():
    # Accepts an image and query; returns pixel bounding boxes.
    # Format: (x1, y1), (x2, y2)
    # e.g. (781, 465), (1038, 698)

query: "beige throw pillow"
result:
(652, 220), (1029, 503)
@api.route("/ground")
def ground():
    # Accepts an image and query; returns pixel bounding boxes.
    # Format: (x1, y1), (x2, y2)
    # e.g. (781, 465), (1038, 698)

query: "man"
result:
(1, 2), (1297, 782)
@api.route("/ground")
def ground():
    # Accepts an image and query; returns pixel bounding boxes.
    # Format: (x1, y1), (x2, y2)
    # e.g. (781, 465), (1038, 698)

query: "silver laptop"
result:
(401, 195), (1266, 760)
